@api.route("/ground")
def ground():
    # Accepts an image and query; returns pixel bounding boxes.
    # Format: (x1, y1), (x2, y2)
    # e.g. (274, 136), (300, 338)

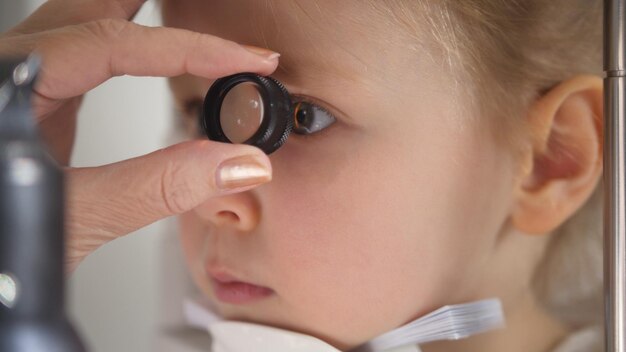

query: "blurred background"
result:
(0, 1), (176, 351)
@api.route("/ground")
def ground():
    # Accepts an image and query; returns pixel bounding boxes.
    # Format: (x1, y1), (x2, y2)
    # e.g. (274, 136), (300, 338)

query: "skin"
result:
(0, 0), (280, 273)
(162, 1), (604, 351)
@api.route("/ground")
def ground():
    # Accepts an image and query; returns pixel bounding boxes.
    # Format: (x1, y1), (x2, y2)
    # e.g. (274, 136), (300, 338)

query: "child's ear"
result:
(511, 75), (603, 235)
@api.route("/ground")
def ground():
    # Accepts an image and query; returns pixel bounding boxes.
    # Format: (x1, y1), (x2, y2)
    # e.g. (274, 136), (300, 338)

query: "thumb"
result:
(65, 140), (271, 271)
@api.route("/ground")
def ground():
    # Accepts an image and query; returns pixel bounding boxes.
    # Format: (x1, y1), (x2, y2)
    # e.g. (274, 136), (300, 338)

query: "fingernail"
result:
(242, 45), (281, 61)
(216, 155), (272, 191)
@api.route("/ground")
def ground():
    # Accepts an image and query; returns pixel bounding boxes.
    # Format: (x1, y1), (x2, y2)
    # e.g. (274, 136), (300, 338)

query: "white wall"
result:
(69, 4), (172, 352)
(3, 2), (174, 352)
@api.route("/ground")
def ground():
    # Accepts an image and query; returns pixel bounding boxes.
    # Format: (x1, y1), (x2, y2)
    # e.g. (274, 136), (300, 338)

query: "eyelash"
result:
(176, 95), (339, 140)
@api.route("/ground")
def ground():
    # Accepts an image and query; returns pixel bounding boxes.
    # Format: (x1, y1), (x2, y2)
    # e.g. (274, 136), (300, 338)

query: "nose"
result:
(191, 192), (261, 232)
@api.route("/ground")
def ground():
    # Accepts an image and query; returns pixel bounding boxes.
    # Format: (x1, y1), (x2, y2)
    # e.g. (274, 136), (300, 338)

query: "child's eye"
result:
(180, 94), (338, 140)
(290, 96), (337, 137)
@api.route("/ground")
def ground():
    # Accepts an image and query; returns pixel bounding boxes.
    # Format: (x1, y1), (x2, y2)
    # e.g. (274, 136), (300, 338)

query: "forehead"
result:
(161, 0), (435, 89)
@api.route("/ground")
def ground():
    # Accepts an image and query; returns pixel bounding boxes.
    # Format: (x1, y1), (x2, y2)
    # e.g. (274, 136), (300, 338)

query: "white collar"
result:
(183, 298), (421, 352)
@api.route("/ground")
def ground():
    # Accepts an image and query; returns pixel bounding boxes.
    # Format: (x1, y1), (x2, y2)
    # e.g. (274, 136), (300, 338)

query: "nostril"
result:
(217, 210), (240, 223)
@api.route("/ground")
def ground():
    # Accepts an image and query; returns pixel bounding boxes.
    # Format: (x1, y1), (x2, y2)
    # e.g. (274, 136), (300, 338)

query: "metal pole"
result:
(605, 1), (626, 351)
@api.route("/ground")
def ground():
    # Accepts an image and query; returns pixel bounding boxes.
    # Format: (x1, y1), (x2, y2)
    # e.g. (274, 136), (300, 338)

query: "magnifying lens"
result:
(201, 72), (335, 154)
(201, 73), (293, 155)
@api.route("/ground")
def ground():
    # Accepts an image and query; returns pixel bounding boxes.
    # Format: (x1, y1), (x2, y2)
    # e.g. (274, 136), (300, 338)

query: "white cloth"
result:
(207, 323), (603, 352)
(157, 299), (601, 352)
(182, 298), (421, 352)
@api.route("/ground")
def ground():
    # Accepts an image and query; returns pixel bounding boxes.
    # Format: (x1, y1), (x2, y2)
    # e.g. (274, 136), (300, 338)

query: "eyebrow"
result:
(270, 34), (394, 96)
(274, 56), (362, 85)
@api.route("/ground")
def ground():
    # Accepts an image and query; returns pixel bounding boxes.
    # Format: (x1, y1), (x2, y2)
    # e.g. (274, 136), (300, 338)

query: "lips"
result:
(207, 267), (274, 304)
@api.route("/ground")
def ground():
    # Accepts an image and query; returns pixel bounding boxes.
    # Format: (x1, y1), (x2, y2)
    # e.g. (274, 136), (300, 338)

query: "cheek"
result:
(260, 115), (510, 341)
(260, 146), (418, 343)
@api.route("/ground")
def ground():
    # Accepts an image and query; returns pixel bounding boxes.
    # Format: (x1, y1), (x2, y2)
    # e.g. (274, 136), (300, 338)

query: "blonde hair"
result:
(371, 0), (604, 326)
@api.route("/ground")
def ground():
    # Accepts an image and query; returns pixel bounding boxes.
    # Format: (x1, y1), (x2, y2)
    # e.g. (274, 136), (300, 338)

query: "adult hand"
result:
(0, 0), (278, 273)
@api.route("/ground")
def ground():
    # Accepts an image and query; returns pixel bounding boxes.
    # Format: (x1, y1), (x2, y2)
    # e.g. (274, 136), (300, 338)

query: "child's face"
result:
(163, 1), (521, 349)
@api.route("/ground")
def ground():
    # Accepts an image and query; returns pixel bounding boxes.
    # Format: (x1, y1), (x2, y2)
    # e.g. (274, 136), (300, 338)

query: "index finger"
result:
(5, 0), (146, 36)
(31, 20), (280, 101)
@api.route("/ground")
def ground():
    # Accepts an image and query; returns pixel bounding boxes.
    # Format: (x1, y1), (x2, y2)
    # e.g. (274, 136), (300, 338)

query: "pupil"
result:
(296, 103), (312, 126)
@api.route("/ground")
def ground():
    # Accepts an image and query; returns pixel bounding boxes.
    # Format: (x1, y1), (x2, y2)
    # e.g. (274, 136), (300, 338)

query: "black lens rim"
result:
(201, 73), (293, 155)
